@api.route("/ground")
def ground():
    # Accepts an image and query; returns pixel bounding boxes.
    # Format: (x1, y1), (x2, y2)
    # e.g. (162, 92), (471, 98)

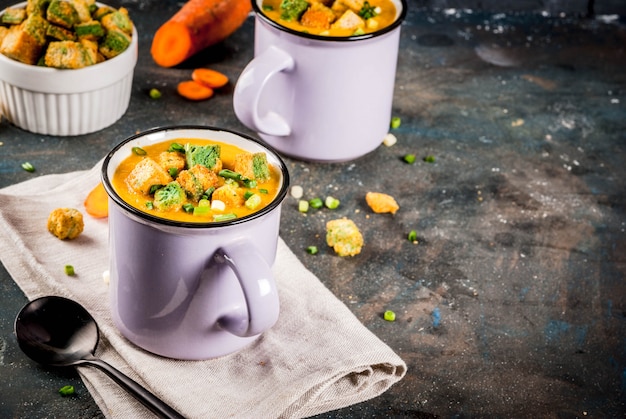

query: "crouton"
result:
(98, 29), (130, 59)
(331, 9), (364, 31)
(46, 0), (80, 29)
(326, 217), (363, 256)
(212, 184), (244, 208)
(0, 27), (8, 45)
(301, 2), (336, 29)
(177, 164), (220, 201)
(185, 143), (222, 173)
(337, 0), (364, 12)
(47, 208), (84, 240)
(26, 0), (51, 17)
(365, 192), (399, 214)
(125, 157), (173, 195)
(1, 7), (26, 25)
(46, 23), (76, 41)
(69, 0), (92, 23)
(74, 20), (104, 41)
(153, 182), (186, 211)
(43, 40), (94, 68)
(92, 5), (115, 21)
(0, 25), (44, 64)
(233, 152), (271, 182)
(157, 151), (186, 173)
(100, 7), (132, 35)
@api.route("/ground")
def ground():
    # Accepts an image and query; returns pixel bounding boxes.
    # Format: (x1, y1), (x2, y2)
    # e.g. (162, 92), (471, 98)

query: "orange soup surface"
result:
(261, 0), (397, 37)
(112, 138), (281, 223)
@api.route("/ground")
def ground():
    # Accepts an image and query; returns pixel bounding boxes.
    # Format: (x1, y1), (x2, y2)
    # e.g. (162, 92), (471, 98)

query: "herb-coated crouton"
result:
(43, 40), (94, 68)
(98, 29), (130, 59)
(153, 182), (186, 211)
(177, 164), (220, 201)
(0, 25), (43, 64)
(22, 12), (48, 45)
(301, 2), (336, 29)
(125, 157), (173, 195)
(233, 152), (271, 182)
(1, 8), (27, 25)
(46, 23), (76, 41)
(47, 208), (84, 240)
(92, 5), (115, 21)
(331, 9), (364, 30)
(157, 151), (186, 173)
(100, 7), (132, 35)
(46, 0), (80, 29)
(365, 192), (399, 214)
(336, 0), (364, 12)
(74, 20), (104, 40)
(26, 0), (51, 17)
(0, 27), (9, 45)
(212, 184), (244, 207)
(185, 143), (222, 172)
(69, 0), (92, 23)
(326, 218), (363, 256)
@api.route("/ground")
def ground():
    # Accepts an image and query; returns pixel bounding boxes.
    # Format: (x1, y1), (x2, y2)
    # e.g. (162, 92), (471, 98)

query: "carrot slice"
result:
(150, 0), (252, 68)
(84, 182), (109, 218)
(177, 80), (214, 101)
(192, 68), (229, 89)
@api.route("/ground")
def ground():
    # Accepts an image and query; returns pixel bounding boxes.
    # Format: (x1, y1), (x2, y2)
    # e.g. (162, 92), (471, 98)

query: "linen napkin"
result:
(0, 162), (406, 419)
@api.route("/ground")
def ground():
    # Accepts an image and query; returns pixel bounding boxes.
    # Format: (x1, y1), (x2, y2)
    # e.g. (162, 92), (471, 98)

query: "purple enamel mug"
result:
(233, 0), (408, 162)
(102, 126), (289, 360)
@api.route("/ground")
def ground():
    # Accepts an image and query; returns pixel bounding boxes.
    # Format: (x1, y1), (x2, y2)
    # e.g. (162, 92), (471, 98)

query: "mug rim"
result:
(252, 0), (408, 42)
(101, 125), (290, 229)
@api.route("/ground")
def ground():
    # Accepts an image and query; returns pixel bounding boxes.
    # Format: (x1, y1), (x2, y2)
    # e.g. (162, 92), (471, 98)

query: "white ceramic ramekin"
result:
(0, 2), (138, 136)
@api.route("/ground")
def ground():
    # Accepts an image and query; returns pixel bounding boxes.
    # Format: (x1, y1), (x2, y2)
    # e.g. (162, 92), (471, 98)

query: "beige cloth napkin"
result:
(0, 162), (406, 419)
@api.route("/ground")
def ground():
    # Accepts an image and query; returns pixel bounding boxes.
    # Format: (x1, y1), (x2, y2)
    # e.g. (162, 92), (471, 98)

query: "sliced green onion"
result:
(325, 196), (340, 209)
(167, 143), (185, 153)
(145, 201), (154, 210)
(244, 191), (254, 200)
(384, 310), (396, 322)
(403, 154), (416, 164)
(182, 203), (194, 213)
(214, 213), (237, 222)
(306, 245), (318, 255)
(390, 116), (401, 129)
(148, 184), (162, 195)
(245, 194), (262, 210)
(219, 169), (243, 181)
(132, 146), (147, 156)
(168, 167), (178, 177)
(149, 88), (162, 99)
(64, 265), (75, 276)
(309, 197), (323, 209)
(193, 205), (211, 216)
(59, 385), (75, 396)
(423, 155), (436, 163)
(259, 188), (269, 194)
(408, 230), (417, 242)
(21, 162), (35, 172)
(298, 200), (309, 213)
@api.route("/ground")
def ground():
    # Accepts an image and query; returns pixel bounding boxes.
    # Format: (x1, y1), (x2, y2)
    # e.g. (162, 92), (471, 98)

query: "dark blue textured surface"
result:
(1, 1), (625, 417)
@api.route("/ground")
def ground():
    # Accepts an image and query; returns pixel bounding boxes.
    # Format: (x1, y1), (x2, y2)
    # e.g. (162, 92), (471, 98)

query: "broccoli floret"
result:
(185, 143), (221, 171)
(279, 0), (309, 21)
(153, 182), (186, 211)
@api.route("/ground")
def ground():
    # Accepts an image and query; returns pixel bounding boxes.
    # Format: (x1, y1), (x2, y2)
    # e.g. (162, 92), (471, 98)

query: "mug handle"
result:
(214, 240), (280, 337)
(233, 45), (294, 136)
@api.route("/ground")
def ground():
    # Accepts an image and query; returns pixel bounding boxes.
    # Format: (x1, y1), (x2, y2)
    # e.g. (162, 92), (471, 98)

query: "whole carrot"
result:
(151, 0), (252, 68)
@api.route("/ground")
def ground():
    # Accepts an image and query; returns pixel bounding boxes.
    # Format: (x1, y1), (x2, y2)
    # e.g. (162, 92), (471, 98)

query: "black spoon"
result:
(14, 295), (185, 419)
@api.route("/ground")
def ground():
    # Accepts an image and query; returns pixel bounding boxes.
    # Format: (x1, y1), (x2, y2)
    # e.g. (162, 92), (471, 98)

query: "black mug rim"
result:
(101, 125), (290, 229)
(252, 0), (408, 42)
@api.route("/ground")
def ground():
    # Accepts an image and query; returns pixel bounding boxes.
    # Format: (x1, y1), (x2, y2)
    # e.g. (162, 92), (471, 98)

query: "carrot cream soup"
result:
(112, 138), (281, 223)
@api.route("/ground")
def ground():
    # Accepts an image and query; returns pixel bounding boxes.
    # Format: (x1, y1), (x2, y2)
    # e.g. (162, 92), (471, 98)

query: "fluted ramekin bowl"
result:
(0, 2), (138, 136)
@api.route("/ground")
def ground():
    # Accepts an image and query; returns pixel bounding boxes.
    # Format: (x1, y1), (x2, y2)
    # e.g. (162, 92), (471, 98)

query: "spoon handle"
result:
(86, 357), (186, 419)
